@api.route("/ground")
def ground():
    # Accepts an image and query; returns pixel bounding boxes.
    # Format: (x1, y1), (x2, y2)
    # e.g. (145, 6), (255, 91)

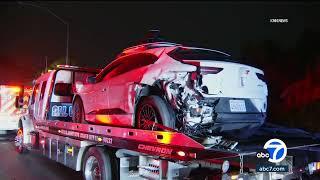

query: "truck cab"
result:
(26, 65), (100, 123)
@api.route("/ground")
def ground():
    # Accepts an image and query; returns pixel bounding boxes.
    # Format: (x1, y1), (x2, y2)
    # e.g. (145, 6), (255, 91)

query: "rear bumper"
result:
(212, 112), (266, 137)
(204, 96), (266, 124)
(216, 112), (266, 123)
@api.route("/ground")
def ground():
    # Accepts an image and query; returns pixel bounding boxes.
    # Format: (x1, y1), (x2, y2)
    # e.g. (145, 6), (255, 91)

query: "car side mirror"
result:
(87, 76), (96, 84)
(54, 83), (73, 96)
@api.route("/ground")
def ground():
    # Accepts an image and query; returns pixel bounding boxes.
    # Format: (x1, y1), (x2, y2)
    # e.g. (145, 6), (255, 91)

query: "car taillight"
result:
(199, 66), (223, 74)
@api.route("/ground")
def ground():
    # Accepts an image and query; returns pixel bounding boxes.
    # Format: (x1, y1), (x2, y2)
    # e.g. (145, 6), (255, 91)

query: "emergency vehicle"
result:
(0, 85), (30, 133)
(14, 65), (320, 180)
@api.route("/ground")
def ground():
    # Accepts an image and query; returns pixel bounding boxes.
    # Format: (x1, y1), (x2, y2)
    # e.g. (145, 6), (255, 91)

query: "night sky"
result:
(1, 1), (320, 129)
(0, 1), (318, 84)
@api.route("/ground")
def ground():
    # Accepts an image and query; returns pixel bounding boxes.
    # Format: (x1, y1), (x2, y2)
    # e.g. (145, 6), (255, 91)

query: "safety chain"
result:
(240, 154), (244, 174)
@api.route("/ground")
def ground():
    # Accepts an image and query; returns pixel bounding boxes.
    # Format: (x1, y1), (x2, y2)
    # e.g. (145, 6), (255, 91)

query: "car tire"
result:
(82, 147), (118, 180)
(136, 95), (175, 130)
(72, 97), (87, 124)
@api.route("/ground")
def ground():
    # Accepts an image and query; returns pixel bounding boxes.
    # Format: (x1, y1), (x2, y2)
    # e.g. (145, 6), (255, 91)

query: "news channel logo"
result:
(256, 138), (287, 163)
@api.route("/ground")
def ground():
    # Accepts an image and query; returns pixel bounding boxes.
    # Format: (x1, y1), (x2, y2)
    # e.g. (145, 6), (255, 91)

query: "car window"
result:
(103, 63), (123, 79)
(96, 60), (121, 82)
(39, 81), (47, 100)
(129, 53), (158, 70)
(168, 47), (237, 62)
(74, 71), (96, 84)
(103, 53), (158, 80)
(30, 83), (40, 105)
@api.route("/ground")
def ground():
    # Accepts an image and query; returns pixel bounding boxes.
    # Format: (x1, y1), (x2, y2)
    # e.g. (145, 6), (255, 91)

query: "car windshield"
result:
(168, 47), (237, 62)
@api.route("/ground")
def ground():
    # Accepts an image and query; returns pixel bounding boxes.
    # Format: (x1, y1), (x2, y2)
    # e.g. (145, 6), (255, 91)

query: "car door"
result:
(37, 81), (47, 120)
(90, 53), (158, 127)
(29, 83), (40, 121)
(85, 60), (122, 115)
(106, 53), (158, 114)
(73, 71), (101, 115)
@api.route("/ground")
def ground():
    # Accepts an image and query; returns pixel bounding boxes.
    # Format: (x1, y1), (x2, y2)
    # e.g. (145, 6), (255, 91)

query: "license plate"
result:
(229, 100), (246, 112)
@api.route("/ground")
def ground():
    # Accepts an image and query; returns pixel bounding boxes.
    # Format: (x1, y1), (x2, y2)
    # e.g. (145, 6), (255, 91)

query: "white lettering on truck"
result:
(138, 144), (173, 155)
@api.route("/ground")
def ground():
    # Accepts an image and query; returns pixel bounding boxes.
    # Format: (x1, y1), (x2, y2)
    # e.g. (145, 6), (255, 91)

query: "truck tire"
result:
(72, 97), (87, 124)
(136, 95), (175, 130)
(83, 147), (118, 180)
(15, 127), (25, 154)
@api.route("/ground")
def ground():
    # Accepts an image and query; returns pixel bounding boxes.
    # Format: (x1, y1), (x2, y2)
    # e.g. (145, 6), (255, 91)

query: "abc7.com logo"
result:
(256, 139), (287, 163)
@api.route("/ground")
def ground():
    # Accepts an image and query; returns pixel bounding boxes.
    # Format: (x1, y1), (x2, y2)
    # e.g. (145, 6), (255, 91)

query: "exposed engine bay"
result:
(159, 71), (221, 140)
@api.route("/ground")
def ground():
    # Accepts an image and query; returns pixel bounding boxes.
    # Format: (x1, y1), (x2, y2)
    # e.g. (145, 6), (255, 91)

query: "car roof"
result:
(117, 42), (180, 57)
(179, 47), (231, 57)
(56, 65), (101, 73)
(117, 42), (230, 58)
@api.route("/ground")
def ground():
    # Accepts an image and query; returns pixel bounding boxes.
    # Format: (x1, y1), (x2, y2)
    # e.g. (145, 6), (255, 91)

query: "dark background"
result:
(0, 1), (319, 132)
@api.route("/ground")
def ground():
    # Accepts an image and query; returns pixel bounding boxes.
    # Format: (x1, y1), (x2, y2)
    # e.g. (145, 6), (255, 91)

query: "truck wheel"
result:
(72, 97), (86, 124)
(83, 147), (118, 180)
(136, 95), (175, 130)
(14, 127), (24, 154)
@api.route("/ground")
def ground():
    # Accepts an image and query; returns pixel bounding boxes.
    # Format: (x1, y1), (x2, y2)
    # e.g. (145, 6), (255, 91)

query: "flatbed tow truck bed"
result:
(35, 120), (238, 161)
(18, 116), (320, 179)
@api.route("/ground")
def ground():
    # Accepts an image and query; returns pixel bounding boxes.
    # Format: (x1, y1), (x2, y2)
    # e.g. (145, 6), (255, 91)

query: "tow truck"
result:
(14, 65), (320, 179)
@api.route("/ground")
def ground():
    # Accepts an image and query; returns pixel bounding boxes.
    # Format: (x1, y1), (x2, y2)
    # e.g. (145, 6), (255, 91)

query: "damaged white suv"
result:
(72, 42), (268, 138)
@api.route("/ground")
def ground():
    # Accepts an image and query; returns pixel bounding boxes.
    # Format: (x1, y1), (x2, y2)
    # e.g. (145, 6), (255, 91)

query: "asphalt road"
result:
(0, 132), (83, 180)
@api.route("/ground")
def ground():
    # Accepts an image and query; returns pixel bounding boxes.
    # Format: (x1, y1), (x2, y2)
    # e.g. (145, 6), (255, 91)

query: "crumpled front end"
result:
(159, 70), (266, 139)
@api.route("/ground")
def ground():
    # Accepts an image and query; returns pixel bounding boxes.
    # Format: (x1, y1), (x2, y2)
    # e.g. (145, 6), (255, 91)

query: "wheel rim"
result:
(84, 156), (102, 180)
(15, 128), (23, 153)
(138, 104), (158, 130)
